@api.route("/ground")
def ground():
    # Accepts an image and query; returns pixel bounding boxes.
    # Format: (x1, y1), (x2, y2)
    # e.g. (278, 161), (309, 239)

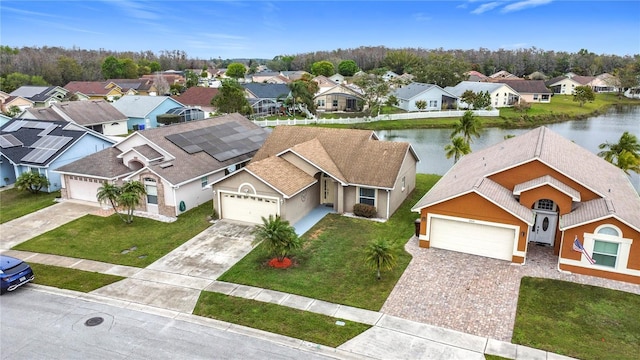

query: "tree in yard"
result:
(96, 181), (146, 224)
(573, 85), (595, 107)
(119, 58), (139, 79)
(338, 60), (359, 76)
(615, 63), (640, 96)
(598, 131), (640, 175)
(363, 238), (397, 280)
(211, 79), (253, 115)
(413, 53), (470, 88)
(513, 99), (531, 113)
(96, 182), (126, 223)
(352, 73), (389, 116)
(310, 60), (335, 77)
(251, 215), (301, 266)
(0, 72), (48, 93)
(472, 90), (492, 109)
(460, 90), (476, 109)
(415, 100), (427, 111)
(451, 110), (483, 144)
(444, 136), (472, 164)
(15, 172), (50, 194)
(225, 62), (247, 79)
(3, 105), (21, 117)
(385, 94), (399, 107)
(287, 74), (318, 115)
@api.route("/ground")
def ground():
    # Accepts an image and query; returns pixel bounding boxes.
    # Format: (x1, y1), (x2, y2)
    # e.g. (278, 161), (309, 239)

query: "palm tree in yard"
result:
(451, 110), (483, 144)
(119, 181), (146, 224)
(364, 238), (397, 280)
(97, 182), (126, 222)
(598, 131), (640, 175)
(252, 215), (301, 264)
(444, 136), (471, 164)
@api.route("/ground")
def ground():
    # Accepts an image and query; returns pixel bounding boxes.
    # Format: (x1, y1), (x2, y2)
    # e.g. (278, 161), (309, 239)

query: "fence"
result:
(251, 109), (500, 127)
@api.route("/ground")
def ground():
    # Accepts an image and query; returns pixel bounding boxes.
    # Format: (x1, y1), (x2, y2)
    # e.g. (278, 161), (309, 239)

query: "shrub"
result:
(353, 203), (377, 218)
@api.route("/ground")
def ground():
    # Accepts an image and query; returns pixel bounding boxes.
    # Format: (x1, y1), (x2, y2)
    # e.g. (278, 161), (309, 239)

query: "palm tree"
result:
(598, 131), (640, 174)
(364, 238), (397, 280)
(444, 136), (471, 164)
(119, 181), (146, 224)
(96, 182), (126, 222)
(252, 215), (300, 262)
(451, 110), (483, 144)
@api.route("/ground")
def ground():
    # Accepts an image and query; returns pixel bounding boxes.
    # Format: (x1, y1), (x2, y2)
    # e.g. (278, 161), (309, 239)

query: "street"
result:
(0, 287), (351, 360)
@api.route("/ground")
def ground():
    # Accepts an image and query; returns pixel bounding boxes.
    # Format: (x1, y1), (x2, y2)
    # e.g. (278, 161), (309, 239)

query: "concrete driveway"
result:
(91, 220), (256, 313)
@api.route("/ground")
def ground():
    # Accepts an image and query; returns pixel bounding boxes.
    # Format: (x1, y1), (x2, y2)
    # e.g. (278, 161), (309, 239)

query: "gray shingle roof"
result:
(242, 83), (290, 99)
(112, 96), (184, 118)
(445, 81), (511, 97)
(52, 100), (128, 126)
(392, 82), (456, 100)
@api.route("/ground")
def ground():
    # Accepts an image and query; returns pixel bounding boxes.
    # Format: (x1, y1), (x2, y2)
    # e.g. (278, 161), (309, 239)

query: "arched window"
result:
(597, 226), (620, 237)
(535, 199), (556, 211)
(592, 225), (622, 268)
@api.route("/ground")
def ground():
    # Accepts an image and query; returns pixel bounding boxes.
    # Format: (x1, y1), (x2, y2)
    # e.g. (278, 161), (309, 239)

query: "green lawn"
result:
(30, 263), (125, 292)
(0, 188), (60, 224)
(13, 202), (214, 267)
(193, 292), (371, 347)
(219, 174), (440, 311)
(512, 277), (640, 360)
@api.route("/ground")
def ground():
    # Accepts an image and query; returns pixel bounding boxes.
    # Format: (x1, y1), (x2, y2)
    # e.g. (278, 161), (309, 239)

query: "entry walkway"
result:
(293, 205), (335, 236)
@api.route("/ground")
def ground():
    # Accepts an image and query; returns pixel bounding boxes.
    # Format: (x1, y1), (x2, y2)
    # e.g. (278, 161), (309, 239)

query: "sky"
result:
(1, 0), (639, 60)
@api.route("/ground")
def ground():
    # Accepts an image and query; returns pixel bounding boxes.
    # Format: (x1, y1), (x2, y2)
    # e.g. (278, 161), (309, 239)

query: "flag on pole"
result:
(573, 236), (596, 264)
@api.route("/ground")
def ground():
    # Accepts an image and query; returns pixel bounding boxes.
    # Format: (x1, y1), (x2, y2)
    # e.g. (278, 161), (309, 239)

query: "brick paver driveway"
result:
(381, 237), (640, 342)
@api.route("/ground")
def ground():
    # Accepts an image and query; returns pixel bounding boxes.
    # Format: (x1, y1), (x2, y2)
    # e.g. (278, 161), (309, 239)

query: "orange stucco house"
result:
(412, 127), (640, 284)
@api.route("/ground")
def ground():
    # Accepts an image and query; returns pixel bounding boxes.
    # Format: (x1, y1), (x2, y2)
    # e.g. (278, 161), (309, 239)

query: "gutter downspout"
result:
(172, 186), (178, 217)
(386, 189), (390, 219)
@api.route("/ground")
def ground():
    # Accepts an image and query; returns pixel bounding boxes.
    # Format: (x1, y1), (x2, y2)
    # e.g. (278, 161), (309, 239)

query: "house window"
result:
(533, 94), (539, 100)
(317, 99), (325, 107)
(535, 199), (555, 211)
(201, 176), (208, 188)
(332, 99), (338, 107)
(144, 178), (158, 205)
(429, 100), (438, 108)
(401, 176), (406, 191)
(359, 187), (376, 206)
(592, 240), (619, 267)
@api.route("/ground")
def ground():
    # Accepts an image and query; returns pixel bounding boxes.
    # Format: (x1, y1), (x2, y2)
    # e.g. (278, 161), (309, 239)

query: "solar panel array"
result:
(21, 135), (73, 164)
(165, 121), (267, 162)
(0, 134), (23, 148)
(3, 120), (57, 136)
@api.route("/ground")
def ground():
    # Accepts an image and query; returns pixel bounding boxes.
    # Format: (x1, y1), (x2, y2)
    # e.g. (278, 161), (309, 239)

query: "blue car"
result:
(0, 255), (35, 294)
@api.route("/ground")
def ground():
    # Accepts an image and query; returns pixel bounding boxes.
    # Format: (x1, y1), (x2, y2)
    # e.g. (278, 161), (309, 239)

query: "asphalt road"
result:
(0, 287), (346, 360)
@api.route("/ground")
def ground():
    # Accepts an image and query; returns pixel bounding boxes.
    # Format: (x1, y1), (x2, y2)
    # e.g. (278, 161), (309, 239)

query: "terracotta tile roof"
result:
(171, 87), (219, 107)
(252, 126), (416, 189)
(246, 156), (316, 197)
(412, 127), (640, 231)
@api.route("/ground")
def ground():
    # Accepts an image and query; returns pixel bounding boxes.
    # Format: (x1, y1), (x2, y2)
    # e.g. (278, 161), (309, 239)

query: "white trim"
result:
(561, 214), (640, 235)
(583, 230), (633, 271)
(237, 182), (257, 195)
(559, 258), (640, 277)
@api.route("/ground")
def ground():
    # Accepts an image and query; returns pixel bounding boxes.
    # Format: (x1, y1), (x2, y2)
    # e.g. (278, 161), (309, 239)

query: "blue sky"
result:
(1, 1), (639, 60)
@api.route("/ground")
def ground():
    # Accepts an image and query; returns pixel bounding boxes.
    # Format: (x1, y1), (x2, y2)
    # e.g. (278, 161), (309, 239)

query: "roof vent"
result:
(159, 162), (173, 169)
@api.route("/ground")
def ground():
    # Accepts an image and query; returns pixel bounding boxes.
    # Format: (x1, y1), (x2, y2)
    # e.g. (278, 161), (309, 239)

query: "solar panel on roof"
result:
(31, 135), (73, 150)
(21, 148), (57, 164)
(3, 120), (27, 132)
(0, 134), (23, 148)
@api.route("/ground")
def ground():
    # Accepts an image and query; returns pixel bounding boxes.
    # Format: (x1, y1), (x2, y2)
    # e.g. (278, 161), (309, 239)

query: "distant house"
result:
(0, 118), (115, 191)
(171, 87), (219, 114)
(248, 71), (289, 84)
(111, 96), (185, 130)
(212, 126), (419, 224)
(589, 73), (620, 93)
(0, 90), (33, 113)
(391, 82), (458, 112)
(445, 81), (520, 108)
(466, 71), (489, 82)
(21, 100), (129, 136)
(489, 70), (520, 80)
(242, 83), (290, 116)
(107, 78), (159, 96)
(314, 84), (364, 112)
(546, 75), (594, 95)
(10, 86), (68, 107)
(382, 71), (399, 82)
(280, 70), (310, 81)
(329, 73), (345, 84)
(498, 80), (552, 103)
(64, 81), (125, 101)
(55, 114), (270, 218)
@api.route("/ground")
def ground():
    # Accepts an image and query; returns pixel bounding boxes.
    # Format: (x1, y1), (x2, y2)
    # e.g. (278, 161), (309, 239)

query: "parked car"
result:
(0, 255), (35, 294)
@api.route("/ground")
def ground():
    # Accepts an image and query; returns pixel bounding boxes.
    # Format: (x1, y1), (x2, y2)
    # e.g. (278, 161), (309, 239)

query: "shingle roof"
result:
(412, 127), (640, 231)
(242, 83), (290, 99)
(495, 80), (552, 94)
(22, 107), (66, 121)
(170, 87), (219, 107)
(55, 147), (131, 178)
(445, 81), (510, 97)
(245, 156), (316, 197)
(392, 83), (437, 100)
(112, 96), (184, 118)
(10, 86), (51, 98)
(64, 81), (114, 96)
(52, 100), (128, 126)
(252, 126), (417, 189)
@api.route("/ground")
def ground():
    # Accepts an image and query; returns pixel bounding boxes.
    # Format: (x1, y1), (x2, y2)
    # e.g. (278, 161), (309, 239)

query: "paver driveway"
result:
(381, 236), (640, 342)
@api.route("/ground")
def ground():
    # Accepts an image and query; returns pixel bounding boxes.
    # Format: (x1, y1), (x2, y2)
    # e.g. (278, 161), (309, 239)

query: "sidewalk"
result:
(2, 248), (576, 360)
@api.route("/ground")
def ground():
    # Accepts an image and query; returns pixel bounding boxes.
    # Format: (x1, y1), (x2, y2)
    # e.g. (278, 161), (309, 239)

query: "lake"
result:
(377, 105), (640, 192)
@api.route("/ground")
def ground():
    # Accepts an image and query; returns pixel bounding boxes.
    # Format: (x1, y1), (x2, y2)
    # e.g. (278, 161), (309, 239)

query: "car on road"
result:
(0, 255), (35, 294)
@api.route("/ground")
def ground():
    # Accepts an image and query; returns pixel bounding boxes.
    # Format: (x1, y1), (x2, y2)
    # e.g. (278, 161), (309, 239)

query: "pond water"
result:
(377, 105), (640, 192)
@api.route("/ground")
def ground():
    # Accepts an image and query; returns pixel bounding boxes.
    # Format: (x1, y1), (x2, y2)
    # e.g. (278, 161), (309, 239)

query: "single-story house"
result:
(391, 82), (458, 111)
(412, 126), (640, 284)
(242, 83), (290, 116)
(170, 87), (219, 114)
(111, 95), (185, 130)
(20, 100), (129, 136)
(0, 90), (34, 113)
(54, 113), (270, 217)
(314, 84), (365, 112)
(107, 78), (158, 96)
(63, 81), (126, 101)
(545, 75), (594, 95)
(10, 86), (68, 107)
(329, 73), (345, 84)
(445, 81), (520, 108)
(498, 80), (552, 103)
(0, 118), (116, 190)
(212, 126), (419, 225)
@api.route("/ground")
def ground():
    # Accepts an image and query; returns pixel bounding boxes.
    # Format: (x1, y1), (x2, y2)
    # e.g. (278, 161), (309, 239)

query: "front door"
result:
(530, 210), (557, 246)
(321, 174), (334, 205)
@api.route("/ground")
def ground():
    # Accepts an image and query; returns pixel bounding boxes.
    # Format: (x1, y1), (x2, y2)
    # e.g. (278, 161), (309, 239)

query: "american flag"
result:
(573, 237), (596, 264)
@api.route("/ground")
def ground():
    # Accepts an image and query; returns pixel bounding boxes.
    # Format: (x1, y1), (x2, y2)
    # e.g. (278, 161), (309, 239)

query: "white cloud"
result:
(471, 1), (503, 14)
(501, 0), (553, 13)
(413, 12), (432, 22)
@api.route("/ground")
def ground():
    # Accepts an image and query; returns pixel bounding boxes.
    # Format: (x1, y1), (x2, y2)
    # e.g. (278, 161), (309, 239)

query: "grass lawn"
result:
(512, 277), (640, 360)
(0, 188), (60, 224)
(193, 292), (371, 348)
(13, 202), (214, 267)
(218, 174), (440, 311)
(30, 263), (125, 292)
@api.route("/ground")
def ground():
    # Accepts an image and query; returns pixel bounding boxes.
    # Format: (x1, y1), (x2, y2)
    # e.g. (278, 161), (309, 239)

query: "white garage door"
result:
(67, 178), (103, 203)
(429, 217), (516, 261)
(220, 193), (279, 224)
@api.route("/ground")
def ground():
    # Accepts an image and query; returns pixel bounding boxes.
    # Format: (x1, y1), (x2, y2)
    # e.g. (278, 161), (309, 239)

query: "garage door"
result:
(67, 178), (103, 203)
(429, 217), (516, 261)
(220, 193), (279, 224)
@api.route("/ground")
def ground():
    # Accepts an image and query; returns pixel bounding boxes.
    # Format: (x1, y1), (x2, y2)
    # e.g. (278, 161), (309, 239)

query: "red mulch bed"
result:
(268, 257), (292, 268)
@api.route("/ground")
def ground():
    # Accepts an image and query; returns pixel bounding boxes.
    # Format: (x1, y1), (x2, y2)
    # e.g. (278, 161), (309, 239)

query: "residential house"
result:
(281, 71), (311, 81)
(21, 100), (129, 136)
(107, 78), (158, 96)
(498, 80), (552, 103)
(314, 83), (364, 113)
(391, 82), (458, 112)
(242, 83), (289, 116)
(412, 127), (640, 285)
(489, 70), (520, 80)
(170, 87), (219, 114)
(10, 86), (68, 107)
(445, 81), (520, 108)
(212, 126), (419, 225)
(382, 71), (399, 82)
(64, 81), (125, 101)
(112, 96), (185, 130)
(313, 75), (336, 92)
(329, 73), (345, 84)
(0, 118), (116, 190)
(466, 71), (489, 82)
(546, 75), (594, 95)
(1, 90), (34, 114)
(55, 113), (270, 217)
(589, 73), (620, 93)
(248, 71), (289, 84)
